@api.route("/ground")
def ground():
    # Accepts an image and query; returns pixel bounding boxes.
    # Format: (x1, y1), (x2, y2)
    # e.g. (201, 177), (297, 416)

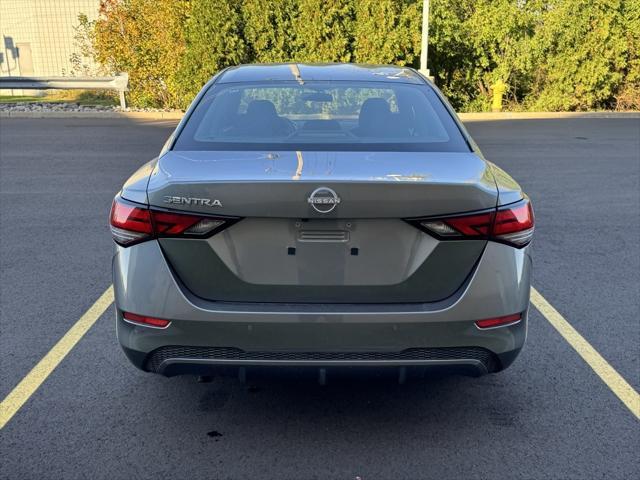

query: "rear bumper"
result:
(125, 345), (518, 377)
(113, 240), (531, 376)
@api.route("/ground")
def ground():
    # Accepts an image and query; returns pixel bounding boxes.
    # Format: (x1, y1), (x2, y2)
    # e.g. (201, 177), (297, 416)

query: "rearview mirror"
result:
(302, 92), (333, 102)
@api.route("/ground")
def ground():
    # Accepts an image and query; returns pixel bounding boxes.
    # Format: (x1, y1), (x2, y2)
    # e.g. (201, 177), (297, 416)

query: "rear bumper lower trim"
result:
(158, 357), (489, 373)
(144, 345), (498, 375)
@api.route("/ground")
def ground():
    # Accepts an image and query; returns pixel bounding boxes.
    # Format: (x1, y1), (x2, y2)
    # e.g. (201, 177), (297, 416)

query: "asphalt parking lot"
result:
(1, 115), (638, 479)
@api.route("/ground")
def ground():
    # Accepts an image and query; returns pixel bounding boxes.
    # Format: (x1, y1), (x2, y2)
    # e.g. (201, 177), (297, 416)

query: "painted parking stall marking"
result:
(531, 287), (640, 420)
(0, 286), (114, 430)
(1, 285), (638, 430)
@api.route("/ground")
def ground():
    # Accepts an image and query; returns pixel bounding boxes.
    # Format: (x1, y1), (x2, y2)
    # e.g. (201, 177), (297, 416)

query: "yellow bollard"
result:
(491, 80), (507, 112)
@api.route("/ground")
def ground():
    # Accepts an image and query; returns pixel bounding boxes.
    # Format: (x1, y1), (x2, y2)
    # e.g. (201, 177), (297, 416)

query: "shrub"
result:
(242, 0), (300, 63)
(93, 0), (188, 108)
(175, 0), (248, 107)
(85, 0), (639, 112)
(292, 0), (354, 62)
(529, 0), (628, 111)
(353, 0), (421, 66)
(616, 0), (640, 109)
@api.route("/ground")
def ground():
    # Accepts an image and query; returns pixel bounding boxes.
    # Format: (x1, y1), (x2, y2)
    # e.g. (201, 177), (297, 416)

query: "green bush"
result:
(353, 0), (421, 66)
(88, 0), (639, 111)
(93, 0), (188, 108)
(175, 0), (248, 107)
(292, 0), (354, 62)
(529, 0), (628, 111)
(616, 0), (640, 109)
(242, 0), (300, 63)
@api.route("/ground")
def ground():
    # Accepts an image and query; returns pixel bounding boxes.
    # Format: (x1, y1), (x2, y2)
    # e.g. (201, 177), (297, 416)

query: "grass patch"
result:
(0, 90), (118, 107)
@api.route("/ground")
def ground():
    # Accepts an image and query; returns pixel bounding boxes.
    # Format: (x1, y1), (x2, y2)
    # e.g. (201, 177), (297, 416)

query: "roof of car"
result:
(217, 63), (426, 85)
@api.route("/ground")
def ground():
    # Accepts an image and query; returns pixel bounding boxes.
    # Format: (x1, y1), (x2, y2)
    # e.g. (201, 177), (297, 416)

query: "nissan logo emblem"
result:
(307, 187), (341, 214)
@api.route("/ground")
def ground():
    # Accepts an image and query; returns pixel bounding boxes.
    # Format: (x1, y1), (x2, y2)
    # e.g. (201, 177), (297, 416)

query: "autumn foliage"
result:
(87, 0), (640, 111)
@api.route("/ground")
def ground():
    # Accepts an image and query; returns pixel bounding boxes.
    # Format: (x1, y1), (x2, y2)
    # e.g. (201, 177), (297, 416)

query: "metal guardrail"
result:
(0, 73), (129, 108)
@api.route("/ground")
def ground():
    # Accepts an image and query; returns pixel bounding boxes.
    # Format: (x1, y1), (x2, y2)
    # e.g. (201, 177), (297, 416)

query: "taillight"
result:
(492, 200), (535, 247)
(419, 211), (494, 238)
(407, 198), (534, 248)
(151, 210), (227, 236)
(109, 199), (153, 245)
(109, 197), (239, 247)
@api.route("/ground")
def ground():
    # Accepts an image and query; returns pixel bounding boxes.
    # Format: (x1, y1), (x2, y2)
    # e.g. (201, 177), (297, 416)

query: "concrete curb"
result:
(1, 110), (638, 121)
(458, 111), (640, 121)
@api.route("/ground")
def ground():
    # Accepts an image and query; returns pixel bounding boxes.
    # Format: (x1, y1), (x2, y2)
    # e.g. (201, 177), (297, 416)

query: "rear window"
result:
(173, 81), (470, 152)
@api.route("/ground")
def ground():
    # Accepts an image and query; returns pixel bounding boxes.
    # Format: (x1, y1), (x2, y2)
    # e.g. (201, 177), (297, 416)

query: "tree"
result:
(617, 0), (640, 109)
(67, 13), (103, 76)
(93, 0), (188, 108)
(465, 0), (539, 110)
(353, 0), (421, 66)
(427, 0), (540, 111)
(175, 0), (249, 107)
(292, 0), (354, 62)
(530, 0), (628, 111)
(85, 0), (638, 111)
(428, 0), (478, 109)
(242, 0), (300, 63)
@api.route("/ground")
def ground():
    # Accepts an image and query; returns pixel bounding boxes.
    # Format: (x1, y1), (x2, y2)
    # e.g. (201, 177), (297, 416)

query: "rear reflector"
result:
(123, 312), (171, 328)
(409, 198), (534, 248)
(475, 313), (522, 329)
(110, 196), (239, 247)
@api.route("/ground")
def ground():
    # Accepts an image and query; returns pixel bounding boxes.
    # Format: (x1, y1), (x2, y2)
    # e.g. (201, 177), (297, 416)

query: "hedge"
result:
(85, 0), (639, 111)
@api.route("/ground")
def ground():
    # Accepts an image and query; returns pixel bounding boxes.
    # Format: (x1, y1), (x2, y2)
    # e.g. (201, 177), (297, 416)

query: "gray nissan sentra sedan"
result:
(110, 63), (533, 380)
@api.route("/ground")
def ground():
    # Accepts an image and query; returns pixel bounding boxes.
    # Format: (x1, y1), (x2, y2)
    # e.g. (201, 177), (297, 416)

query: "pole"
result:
(419, 0), (430, 77)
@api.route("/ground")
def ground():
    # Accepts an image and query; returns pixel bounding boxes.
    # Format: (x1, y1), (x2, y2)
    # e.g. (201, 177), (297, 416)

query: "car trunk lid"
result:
(148, 150), (497, 303)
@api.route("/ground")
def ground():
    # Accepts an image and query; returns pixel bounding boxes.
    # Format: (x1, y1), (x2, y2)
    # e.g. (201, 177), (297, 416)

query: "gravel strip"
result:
(0, 102), (180, 114)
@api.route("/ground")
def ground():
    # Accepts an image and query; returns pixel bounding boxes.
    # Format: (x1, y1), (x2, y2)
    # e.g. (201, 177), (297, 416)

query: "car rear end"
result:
(111, 64), (533, 378)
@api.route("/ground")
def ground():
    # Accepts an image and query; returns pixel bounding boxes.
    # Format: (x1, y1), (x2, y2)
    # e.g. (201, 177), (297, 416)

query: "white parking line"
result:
(531, 287), (640, 420)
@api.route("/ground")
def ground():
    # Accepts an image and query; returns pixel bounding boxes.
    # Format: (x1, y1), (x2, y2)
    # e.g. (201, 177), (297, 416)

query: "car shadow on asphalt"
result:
(151, 367), (525, 439)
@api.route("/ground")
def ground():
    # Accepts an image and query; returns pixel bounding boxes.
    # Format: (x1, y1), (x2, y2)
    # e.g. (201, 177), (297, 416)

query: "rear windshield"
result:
(173, 81), (470, 152)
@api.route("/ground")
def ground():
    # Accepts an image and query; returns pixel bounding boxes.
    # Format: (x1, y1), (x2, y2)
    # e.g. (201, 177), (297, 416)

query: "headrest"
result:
(246, 100), (278, 118)
(358, 98), (392, 131)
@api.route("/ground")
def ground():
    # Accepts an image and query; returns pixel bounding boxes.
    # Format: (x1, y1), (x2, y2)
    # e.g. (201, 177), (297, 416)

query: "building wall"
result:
(0, 0), (100, 77)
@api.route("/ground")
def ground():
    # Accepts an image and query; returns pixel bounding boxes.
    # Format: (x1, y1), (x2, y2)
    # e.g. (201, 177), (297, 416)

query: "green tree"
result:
(465, 0), (539, 110)
(353, 0), (421, 66)
(617, 0), (640, 109)
(67, 14), (102, 76)
(93, 0), (188, 108)
(86, 0), (638, 111)
(175, 0), (249, 107)
(530, 0), (628, 111)
(428, 0), (478, 109)
(242, 0), (300, 63)
(292, 0), (354, 62)
(428, 0), (540, 111)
